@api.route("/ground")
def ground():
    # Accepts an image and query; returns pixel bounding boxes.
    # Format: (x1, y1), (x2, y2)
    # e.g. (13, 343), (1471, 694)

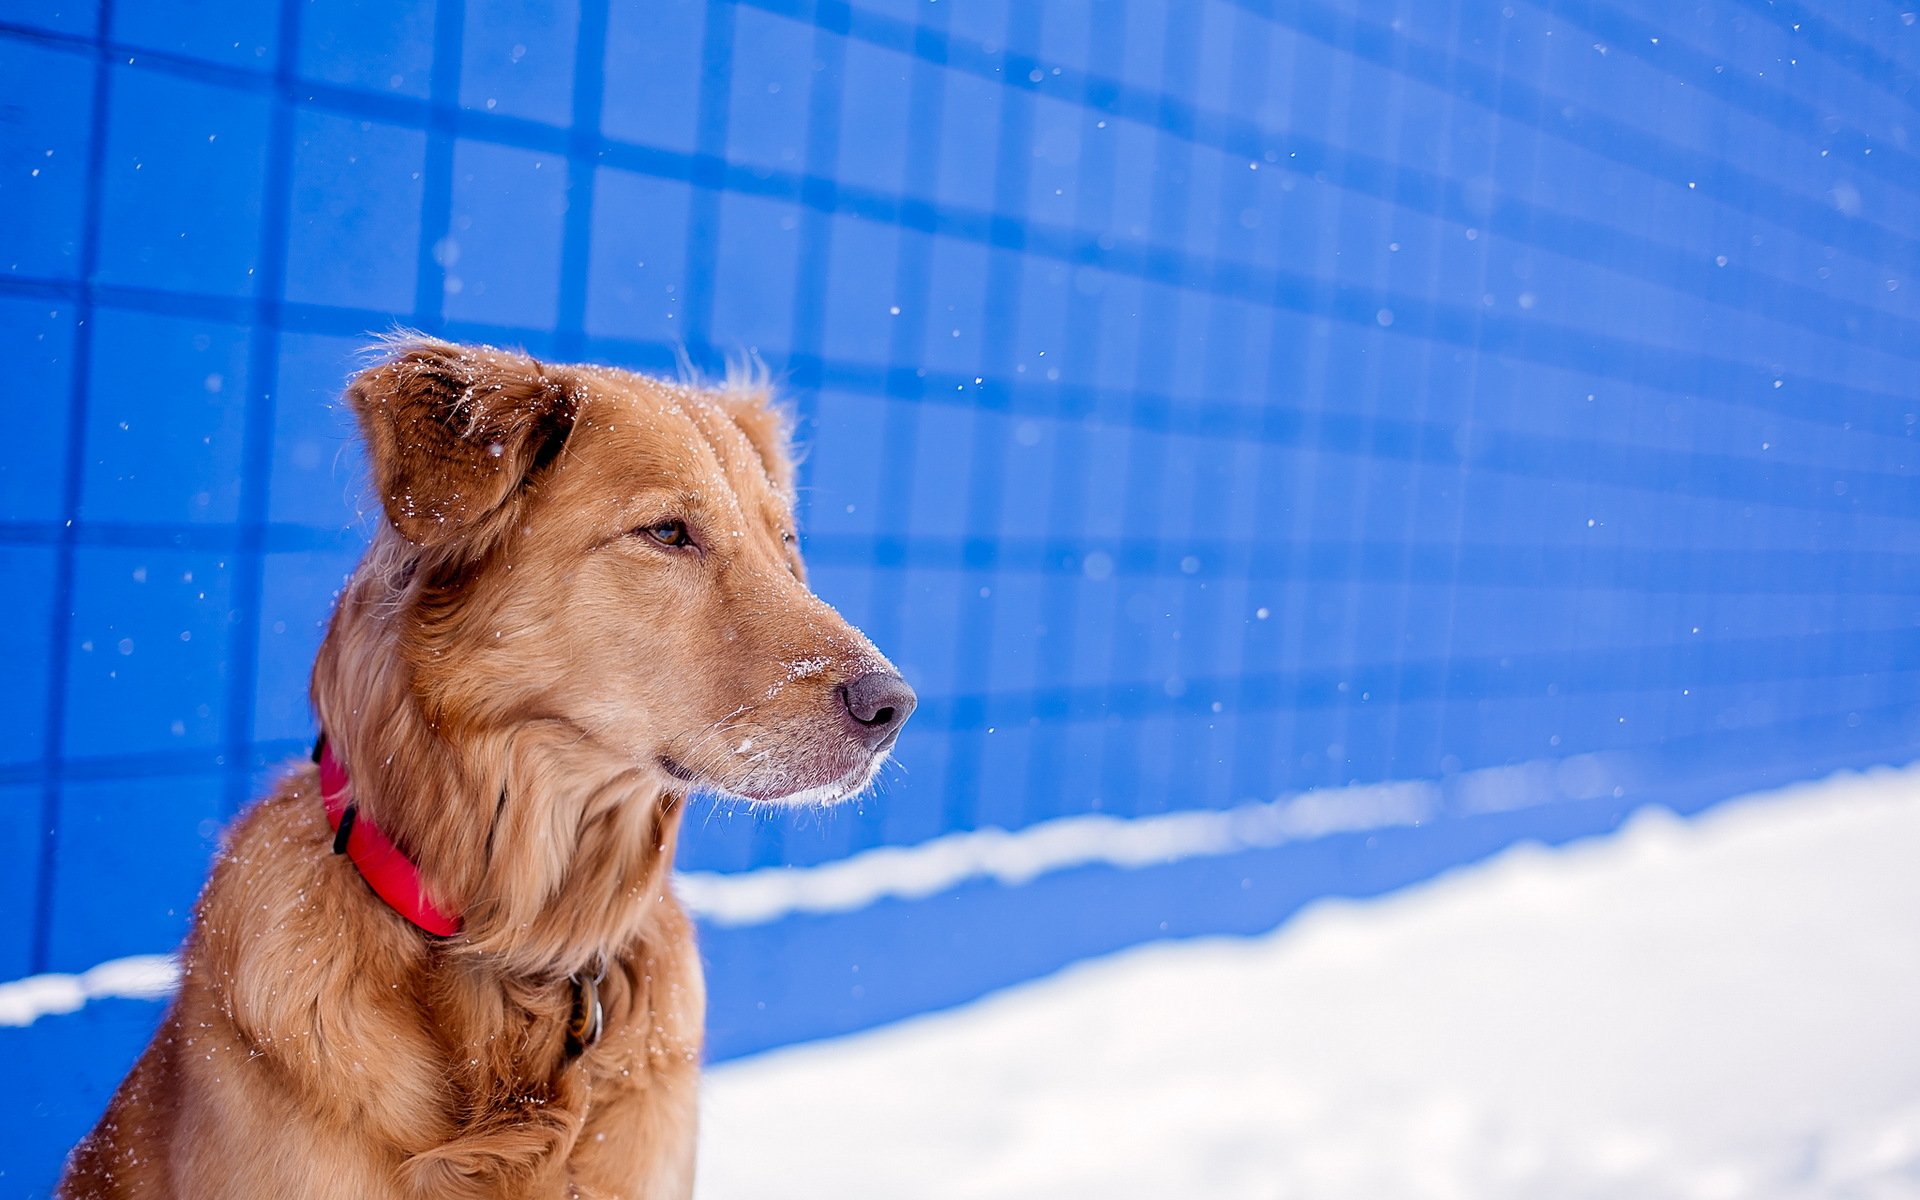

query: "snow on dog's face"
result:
(347, 338), (914, 804)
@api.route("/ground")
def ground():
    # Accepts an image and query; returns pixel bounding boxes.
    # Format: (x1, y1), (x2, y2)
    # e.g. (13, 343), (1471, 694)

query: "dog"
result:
(59, 337), (915, 1199)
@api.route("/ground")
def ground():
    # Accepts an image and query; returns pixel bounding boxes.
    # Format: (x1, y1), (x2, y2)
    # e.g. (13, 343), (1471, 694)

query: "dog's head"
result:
(340, 337), (913, 806)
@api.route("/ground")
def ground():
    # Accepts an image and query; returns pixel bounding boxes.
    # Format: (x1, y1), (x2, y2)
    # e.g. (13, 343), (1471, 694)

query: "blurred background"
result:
(4, 0), (1919, 1194)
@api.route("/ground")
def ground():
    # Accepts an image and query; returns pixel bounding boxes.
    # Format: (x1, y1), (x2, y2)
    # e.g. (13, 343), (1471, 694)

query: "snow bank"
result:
(697, 765), (1920, 1200)
(0, 955), (178, 1027)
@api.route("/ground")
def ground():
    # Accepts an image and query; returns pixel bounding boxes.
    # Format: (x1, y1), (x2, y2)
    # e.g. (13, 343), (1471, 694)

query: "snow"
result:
(696, 764), (1920, 1200)
(677, 751), (1623, 925)
(0, 955), (178, 1027)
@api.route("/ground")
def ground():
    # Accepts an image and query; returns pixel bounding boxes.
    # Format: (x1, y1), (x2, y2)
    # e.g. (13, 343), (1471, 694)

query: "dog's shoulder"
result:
(178, 767), (455, 1141)
(193, 764), (392, 971)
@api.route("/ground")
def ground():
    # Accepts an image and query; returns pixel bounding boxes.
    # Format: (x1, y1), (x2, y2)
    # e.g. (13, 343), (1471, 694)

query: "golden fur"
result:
(60, 338), (911, 1199)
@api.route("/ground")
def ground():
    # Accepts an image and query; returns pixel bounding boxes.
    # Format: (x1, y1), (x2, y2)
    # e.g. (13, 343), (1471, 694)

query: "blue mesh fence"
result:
(4, 0), (1920, 1190)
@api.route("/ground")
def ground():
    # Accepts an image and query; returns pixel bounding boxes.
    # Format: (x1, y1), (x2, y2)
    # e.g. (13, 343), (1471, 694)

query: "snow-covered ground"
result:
(697, 765), (1920, 1200)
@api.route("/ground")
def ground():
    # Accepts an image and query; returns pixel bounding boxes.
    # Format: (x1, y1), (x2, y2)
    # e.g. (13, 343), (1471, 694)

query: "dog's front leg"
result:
(396, 1069), (590, 1200)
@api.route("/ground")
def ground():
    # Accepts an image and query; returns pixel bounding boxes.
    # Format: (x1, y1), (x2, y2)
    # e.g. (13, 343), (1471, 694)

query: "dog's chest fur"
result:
(61, 773), (703, 1200)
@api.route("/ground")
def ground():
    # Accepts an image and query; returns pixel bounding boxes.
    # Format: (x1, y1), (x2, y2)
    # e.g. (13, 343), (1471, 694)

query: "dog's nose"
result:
(839, 671), (917, 751)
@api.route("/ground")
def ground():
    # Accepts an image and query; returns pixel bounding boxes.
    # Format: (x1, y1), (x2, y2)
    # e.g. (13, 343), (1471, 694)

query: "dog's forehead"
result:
(573, 367), (783, 516)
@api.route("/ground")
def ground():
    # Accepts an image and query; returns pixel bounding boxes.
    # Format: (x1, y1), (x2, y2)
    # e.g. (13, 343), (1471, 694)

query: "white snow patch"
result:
(697, 763), (1920, 1200)
(0, 955), (179, 1027)
(673, 755), (1610, 926)
(676, 780), (1434, 924)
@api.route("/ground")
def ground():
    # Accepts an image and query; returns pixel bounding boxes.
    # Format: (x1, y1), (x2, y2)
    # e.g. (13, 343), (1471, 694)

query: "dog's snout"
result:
(838, 671), (916, 751)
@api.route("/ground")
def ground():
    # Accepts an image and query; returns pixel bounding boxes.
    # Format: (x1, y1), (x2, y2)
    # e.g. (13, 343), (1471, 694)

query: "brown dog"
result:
(59, 338), (915, 1199)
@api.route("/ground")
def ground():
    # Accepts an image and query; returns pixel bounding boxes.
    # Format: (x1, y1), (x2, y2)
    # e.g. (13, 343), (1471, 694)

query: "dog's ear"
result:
(716, 381), (796, 503)
(347, 337), (578, 547)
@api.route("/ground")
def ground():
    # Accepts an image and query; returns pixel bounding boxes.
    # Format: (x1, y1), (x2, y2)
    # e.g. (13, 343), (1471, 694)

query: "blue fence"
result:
(5, 0), (1920, 1191)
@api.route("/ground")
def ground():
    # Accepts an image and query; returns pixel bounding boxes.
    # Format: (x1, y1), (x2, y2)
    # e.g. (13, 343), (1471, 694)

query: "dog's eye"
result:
(781, 530), (796, 545)
(638, 519), (693, 549)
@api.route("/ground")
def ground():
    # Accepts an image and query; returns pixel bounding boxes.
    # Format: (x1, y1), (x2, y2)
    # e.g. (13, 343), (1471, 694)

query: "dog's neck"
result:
(316, 735), (465, 937)
(311, 540), (685, 983)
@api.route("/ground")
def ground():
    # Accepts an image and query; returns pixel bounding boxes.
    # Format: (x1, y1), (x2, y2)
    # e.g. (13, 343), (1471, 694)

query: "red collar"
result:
(316, 737), (464, 938)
